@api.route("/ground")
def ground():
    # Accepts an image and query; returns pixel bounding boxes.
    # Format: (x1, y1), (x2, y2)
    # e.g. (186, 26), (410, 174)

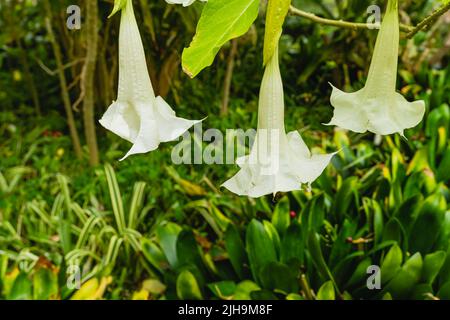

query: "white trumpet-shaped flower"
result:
(222, 47), (335, 198)
(326, 0), (425, 136)
(164, 0), (207, 7)
(100, 0), (199, 160)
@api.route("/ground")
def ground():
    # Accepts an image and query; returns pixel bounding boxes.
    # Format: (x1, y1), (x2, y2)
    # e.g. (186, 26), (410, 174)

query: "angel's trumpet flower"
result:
(222, 47), (335, 198)
(100, 0), (199, 160)
(326, 0), (425, 136)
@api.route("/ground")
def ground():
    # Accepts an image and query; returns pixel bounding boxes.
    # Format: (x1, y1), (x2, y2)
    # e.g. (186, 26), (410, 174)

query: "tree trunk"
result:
(83, 0), (100, 166)
(43, 0), (83, 159)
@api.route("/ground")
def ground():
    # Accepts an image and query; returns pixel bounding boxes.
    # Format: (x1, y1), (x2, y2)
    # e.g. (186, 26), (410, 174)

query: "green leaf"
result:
(438, 248), (450, 285)
(384, 252), (423, 299)
(176, 270), (203, 300)
(263, 220), (281, 257)
(380, 244), (403, 285)
(233, 280), (260, 300)
(8, 273), (32, 300)
(263, 0), (292, 65)
(246, 220), (277, 285)
(224, 224), (248, 279)
(307, 233), (338, 293)
(410, 283), (433, 300)
(259, 262), (298, 293)
(422, 251), (446, 285)
(286, 293), (304, 300)
(271, 196), (290, 235)
(104, 164), (126, 235)
(394, 194), (422, 236)
(437, 281), (450, 300)
(436, 212), (450, 250)
(156, 222), (182, 269)
(381, 218), (403, 244)
(333, 177), (358, 222)
(182, 0), (259, 78)
(33, 268), (58, 300)
(141, 239), (168, 274)
(316, 281), (335, 300)
(372, 200), (384, 245)
(409, 193), (447, 254)
(280, 221), (304, 265)
(176, 229), (206, 275)
(437, 146), (450, 182)
(208, 281), (236, 299)
(346, 258), (372, 288)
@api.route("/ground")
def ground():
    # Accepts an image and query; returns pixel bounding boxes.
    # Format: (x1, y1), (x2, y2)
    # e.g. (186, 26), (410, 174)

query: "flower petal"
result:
(155, 96), (201, 143)
(326, 84), (369, 133)
(222, 130), (334, 198)
(286, 131), (336, 183)
(99, 101), (140, 143)
(366, 93), (425, 135)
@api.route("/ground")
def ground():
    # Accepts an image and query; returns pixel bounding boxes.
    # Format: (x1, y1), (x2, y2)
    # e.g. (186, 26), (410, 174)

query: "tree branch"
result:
(405, 2), (450, 39)
(289, 3), (450, 37)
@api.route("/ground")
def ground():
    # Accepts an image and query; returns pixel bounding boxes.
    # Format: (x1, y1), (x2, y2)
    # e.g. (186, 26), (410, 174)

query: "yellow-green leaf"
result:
(182, 0), (259, 78)
(263, 0), (292, 65)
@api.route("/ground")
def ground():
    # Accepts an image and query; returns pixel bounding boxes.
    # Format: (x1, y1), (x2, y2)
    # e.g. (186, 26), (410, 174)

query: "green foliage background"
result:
(0, 0), (449, 300)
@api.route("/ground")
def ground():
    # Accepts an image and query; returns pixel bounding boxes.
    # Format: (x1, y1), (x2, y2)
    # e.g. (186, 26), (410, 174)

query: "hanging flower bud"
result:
(326, 0), (425, 136)
(222, 47), (335, 198)
(100, 0), (200, 160)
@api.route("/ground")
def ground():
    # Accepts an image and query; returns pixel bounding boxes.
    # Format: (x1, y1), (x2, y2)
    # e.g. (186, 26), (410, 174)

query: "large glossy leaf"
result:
(224, 224), (248, 279)
(156, 222), (182, 269)
(316, 280), (335, 300)
(422, 251), (446, 285)
(280, 221), (304, 265)
(307, 232), (338, 292)
(437, 281), (450, 300)
(259, 261), (298, 294)
(207, 281), (236, 299)
(141, 239), (168, 274)
(245, 220), (277, 285)
(176, 270), (203, 300)
(271, 196), (290, 235)
(409, 193), (447, 254)
(380, 244), (403, 285)
(176, 229), (206, 275)
(233, 280), (260, 300)
(384, 253), (423, 299)
(182, 0), (259, 78)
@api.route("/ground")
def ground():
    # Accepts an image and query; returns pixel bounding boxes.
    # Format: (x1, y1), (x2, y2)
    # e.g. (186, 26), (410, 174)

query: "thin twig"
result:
(289, 4), (450, 36)
(405, 2), (450, 39)
(34, 57), (84, 76)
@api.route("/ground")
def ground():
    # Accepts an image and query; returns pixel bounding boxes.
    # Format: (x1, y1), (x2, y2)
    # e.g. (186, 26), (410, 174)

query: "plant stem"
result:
(299, 273), (315, 300)
(405, 2), (450, 39)
(289, 4), (449, 34)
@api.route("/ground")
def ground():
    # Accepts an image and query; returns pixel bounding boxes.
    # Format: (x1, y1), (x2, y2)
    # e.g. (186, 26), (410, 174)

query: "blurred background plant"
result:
(0, 0), (449, 300)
